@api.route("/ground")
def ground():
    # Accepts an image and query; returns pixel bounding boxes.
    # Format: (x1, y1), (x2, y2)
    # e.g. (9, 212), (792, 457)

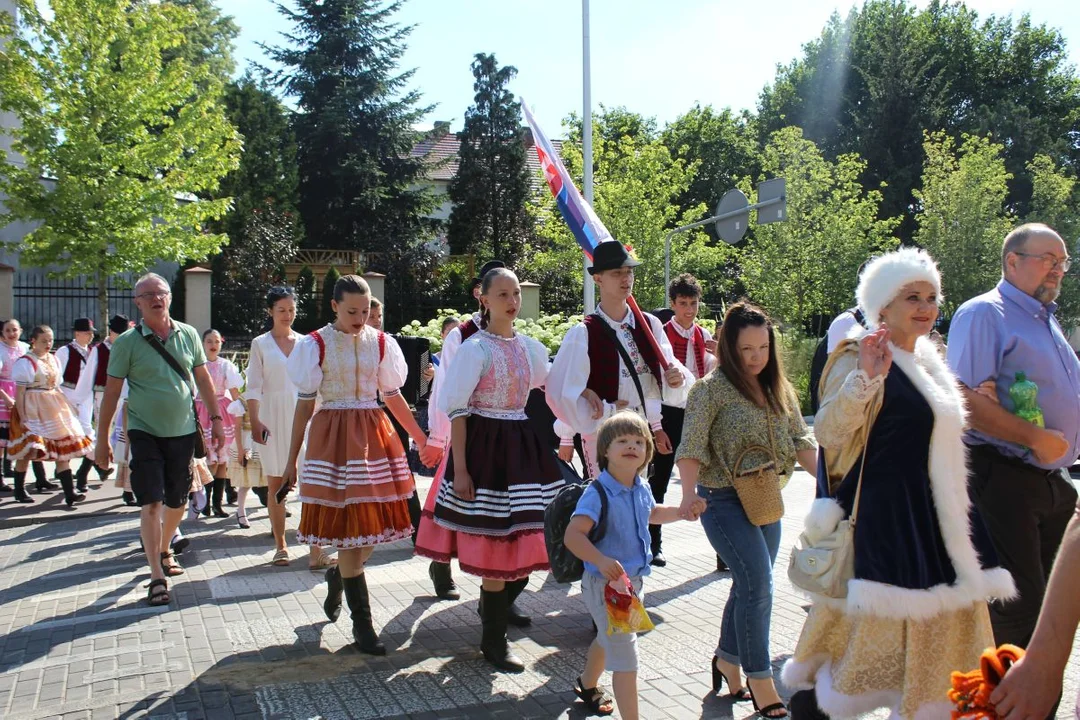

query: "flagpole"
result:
(582, 0), (595, 315)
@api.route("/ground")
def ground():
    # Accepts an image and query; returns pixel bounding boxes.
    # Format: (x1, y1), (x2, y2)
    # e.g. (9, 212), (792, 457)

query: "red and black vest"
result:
(458, 317), (480, 342)
(583, 313), (662, 403)
(61, 342), (87, 388)
(93, 342), (111, 390)
(664, 321), (707, 380)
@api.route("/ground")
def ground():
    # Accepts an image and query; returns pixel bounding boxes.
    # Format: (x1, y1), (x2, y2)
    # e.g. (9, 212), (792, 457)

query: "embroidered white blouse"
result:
(439, 331), (551, 422)
(12, 353), (61, 389)
(428, 313), (480, 447)
(286, 324), (408, 406)
(547, 306), (692, 437)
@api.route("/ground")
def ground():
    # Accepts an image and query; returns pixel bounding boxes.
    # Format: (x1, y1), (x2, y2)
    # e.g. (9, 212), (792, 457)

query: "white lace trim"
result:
(319, 399), (380, 410)
(471, 407), (528, 421)
(841, 368), (884, 402)
(296, 528), (413, 548)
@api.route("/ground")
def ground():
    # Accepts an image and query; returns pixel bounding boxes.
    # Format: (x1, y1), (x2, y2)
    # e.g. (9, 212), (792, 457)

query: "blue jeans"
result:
(698, 486), (781, 678)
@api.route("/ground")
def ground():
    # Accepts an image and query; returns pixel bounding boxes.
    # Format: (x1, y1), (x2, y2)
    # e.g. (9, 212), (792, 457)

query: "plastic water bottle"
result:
(1009, 372), (1045, 428)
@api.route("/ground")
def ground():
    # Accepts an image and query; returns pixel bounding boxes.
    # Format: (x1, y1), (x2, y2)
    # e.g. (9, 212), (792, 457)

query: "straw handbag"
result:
(731, 408), (784, 526)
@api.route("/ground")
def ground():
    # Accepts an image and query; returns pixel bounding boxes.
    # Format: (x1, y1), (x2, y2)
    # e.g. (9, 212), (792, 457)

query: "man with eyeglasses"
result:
(94, 272), (227, 607)
(947, 223), (1080, 666)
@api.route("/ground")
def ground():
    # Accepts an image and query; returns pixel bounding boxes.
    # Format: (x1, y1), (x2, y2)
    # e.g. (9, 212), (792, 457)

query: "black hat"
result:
(72, 317), (95, 333)
(471, 259), (507, 289)
(588, 242), (640, 275)
(108, 315), (130, 335)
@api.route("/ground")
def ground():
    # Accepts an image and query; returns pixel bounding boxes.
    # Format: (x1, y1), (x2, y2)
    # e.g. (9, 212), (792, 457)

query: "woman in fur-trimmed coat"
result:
(783, 248), (1016, 720)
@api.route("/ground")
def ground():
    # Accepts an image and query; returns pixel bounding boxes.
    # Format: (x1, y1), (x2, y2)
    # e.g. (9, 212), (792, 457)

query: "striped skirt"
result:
(8, 388), (92, 461)
(296, 406), (415, 549)
(415, 415), (564, 580)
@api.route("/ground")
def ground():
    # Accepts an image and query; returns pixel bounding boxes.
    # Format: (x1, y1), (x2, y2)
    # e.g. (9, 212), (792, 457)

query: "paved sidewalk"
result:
(1, 472), (1077, 719)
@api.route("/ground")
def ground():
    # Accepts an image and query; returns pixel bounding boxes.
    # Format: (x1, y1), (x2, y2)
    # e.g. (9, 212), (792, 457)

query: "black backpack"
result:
(544, 460), (609, 584)
(809, 308), (865, 414)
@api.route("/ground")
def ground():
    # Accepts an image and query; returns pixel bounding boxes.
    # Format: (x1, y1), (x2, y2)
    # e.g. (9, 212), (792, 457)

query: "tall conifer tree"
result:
(447, 53), (533, 266)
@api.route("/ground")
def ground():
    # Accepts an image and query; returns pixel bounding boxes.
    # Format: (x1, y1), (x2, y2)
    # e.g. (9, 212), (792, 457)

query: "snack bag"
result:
(604, 574), (655, 635)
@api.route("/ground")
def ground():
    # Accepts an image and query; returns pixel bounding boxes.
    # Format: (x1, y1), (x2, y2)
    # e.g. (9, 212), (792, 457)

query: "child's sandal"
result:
(574, 676), (614, 716)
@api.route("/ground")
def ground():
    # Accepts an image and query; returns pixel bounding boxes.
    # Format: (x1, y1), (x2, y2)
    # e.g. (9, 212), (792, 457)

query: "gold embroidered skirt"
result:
(783, 602), (994, 719)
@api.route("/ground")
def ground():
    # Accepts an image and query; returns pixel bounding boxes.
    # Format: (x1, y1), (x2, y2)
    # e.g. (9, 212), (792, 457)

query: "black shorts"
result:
(128, 429), (196, 509)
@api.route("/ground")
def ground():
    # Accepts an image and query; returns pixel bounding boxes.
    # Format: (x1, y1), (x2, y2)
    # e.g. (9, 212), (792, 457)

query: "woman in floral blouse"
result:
(676, 301), (817, 718)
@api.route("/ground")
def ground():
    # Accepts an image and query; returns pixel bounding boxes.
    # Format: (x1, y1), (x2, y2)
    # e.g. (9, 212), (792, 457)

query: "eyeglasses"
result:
(135, 291), (171, 300)
(269, 286), (296, 295)
(1014, 252), (1072, 273)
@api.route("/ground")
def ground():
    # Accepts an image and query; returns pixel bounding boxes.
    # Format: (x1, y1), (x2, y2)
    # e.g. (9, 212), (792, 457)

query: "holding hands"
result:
(858, 325), (893, 379)
(678, 495), (706, 521)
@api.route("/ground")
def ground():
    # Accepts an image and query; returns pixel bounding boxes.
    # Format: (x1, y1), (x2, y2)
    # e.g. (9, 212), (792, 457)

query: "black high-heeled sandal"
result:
(711, 657), (751, 700)
(748, 683), (788, 718)
(574, 676), (614, 716)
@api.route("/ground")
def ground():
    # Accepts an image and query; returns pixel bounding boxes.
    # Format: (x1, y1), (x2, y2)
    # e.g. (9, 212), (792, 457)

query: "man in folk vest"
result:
(70, 315), (129, 491)
(424, 259), (505, 604)
(648, 273), (718, 567)
(56, 318), (97, 492)
(547, 241), (691, 479)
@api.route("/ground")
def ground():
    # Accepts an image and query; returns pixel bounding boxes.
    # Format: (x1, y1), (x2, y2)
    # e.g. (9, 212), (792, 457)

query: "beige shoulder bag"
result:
(731, 405), (785, 526)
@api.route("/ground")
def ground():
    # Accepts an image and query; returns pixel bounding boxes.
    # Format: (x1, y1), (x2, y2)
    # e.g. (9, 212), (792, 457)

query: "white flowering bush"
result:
(400, 309), (582, 355)
(401, 309), (717, 356)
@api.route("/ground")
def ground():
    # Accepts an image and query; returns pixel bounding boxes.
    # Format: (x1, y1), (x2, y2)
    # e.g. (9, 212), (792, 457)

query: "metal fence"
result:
(12, 275), (139, 344)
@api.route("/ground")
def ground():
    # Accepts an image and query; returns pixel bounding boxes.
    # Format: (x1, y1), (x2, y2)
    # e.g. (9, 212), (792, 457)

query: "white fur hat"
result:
(856, 247), (943, 324)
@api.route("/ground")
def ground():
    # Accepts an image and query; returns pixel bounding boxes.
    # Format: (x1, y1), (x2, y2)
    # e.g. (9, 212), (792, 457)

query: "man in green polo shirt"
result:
(95, 272), (226, 607)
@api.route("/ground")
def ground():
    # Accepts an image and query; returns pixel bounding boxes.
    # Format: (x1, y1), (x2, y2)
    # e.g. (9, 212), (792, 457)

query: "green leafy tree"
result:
(321, 266), (341, 325)
(211, 202), (300, 334)
(913, 131), (1014, 318)
(294, 265), (319, 333)
(527, 109), (732, 312)
(209, 74), (302, 332)
(661, 104), (763, 233)
(1025, 154), (1080, 326)
(738, 126), (900, 334)
(447, 53), (533, 265)
(264, 0), (435, 252)
(758, 0), (1080, 240)
(0, 0), (241, 330)
(164, 0), (238, 82)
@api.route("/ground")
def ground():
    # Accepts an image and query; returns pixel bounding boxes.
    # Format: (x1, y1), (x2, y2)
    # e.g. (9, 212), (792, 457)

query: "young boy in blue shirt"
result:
(564, 411), (705, 719)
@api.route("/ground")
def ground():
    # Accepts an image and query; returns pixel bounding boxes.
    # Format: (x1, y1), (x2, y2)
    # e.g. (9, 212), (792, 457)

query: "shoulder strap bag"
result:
(787, 407), (871, 599)
(142, 331), (207, 459)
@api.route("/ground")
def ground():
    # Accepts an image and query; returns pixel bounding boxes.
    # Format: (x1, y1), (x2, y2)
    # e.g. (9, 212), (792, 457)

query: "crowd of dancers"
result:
(5, 222), (1080, 719)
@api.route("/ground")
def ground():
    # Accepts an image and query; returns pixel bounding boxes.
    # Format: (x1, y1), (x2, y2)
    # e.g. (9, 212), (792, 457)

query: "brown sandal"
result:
(272, 549), (290, 566)
(147, 578), (170, 606)
(160, 551), (184, 577)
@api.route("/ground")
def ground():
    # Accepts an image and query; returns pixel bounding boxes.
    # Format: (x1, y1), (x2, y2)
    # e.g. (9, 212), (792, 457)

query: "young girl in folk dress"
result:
(0, 319), (53, 499)
(195, 330), (243, 518)
(8, 326), (93, 506)
(227, 400), (263, 529)
(282, 275), (438, 655)
(415, 268), (566, 673)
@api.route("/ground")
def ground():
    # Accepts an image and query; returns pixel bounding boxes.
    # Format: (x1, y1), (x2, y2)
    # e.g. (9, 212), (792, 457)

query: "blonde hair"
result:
(596, 411), (654, 474)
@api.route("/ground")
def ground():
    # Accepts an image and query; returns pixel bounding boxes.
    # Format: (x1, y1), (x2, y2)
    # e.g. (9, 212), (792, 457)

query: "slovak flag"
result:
(521, 99), (611, 258)
(521, 98), (669, 370)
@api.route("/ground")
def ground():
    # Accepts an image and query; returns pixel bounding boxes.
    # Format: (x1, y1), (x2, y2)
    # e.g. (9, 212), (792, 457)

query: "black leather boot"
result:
(33, 461), (58, 491)
(210, 478), (228, 517)
(342, 573), (385, 655)
(122, 491), (137, 506)
(75, 457), (93, 493)
(479, 588), (525, 673)
(505, 577), (532, 627)
(324, 565), (343, 622)
(429, 561), (460, 601)
(12, 471), (33, 503)
(790, 690), (830, 720)
(58, 469), (84, 506)
(225, 479), (238, 506)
